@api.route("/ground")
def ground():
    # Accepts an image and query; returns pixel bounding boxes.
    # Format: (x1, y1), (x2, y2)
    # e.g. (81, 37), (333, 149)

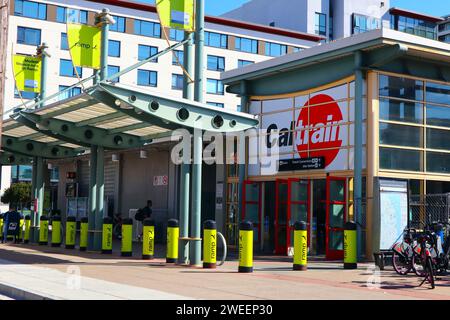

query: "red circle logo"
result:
(295, 94), (343, 167)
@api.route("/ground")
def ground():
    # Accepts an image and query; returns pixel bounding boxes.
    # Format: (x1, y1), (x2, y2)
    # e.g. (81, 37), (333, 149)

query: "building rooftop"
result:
(389, 7), (445, 23)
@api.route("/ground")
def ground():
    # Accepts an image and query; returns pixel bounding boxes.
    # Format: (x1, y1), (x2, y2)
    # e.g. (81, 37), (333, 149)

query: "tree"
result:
(1, 182), (32, 209)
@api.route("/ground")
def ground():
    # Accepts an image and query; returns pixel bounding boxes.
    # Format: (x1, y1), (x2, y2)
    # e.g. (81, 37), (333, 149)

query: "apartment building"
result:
(439, 15), (450, 43)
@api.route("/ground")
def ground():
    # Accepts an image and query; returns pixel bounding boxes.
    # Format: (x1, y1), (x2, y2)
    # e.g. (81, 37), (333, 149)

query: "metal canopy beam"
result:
(16, 111), (149, 150)
(89, 83), (259, 133)
(2, 135), (80, 158)
(0, 152), (32, 165)
(18, 132), (46, 141)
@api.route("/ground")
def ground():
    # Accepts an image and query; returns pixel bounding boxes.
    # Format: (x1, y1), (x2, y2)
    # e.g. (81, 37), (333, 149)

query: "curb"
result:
(0, 282), (53, 300)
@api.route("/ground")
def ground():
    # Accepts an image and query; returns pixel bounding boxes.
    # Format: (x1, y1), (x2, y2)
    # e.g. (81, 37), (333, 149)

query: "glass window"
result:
(137, 69), (157, 87)
(17, 165), (32, 181)
(134, 19), (161, 38)
(14, 0), (46, 20)
(379, 123), (422, 147)
(171, 74), (183, 90)
(426, 82), (450, 105)
(426, 128), (450, 151)
(315, 12), (326, 36)
(426, 105), (450, 127)
(379, 74), (423, 101)
(379, 98), (423, 124)
(107, 65), (120, 83)
(56, 7), (87, 24)
(58, 85), (82, 100)
(17, 26), (41, 46)
(207, 102), (224, 108)
(138, 45), (158, 62)
(172, 50), (184, 65)
(207, 55), (225, 71)
(238, 59), (254, 68)
(265, 42), (287, 57)
(235, 37), (258, 54)
(14, 88), (38, 100)
(60, 32), (68, 50)
(352, 13), (381, 34)
(206, 79), (224, 95)
(380, 147), (421, 171)
(59, 59), (82, 77)
(426, 152), (450, 174)
(205, 31), (227, 48)
(110, 16), (126, 32)
(169, 29), (184, 41)
(108, 40), (121, 57)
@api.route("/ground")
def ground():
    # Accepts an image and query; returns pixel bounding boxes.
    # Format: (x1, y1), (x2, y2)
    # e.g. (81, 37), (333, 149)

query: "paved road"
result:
(0, 242), (449, 300)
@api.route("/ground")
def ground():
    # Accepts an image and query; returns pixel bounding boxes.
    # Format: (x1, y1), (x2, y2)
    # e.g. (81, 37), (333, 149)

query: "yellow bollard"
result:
(24, 216), (31, 244)
(51, 215), (62, 247)
(79, 217), (88, 251)
(293, 221), (308, 271)
(344, 221), (357, 269)
(121, 218), (133, 257)
(203, 220), (217, 269)
(166, 219), (179, 263)
(102, 217), (113, 254)
(0, 214), (4, 242)
(142, 218), (155, 260)
(18, 215), (24, 242)
(65, 216), (77, 249)
(39, 215), (49, 245)
(239, 221), (253, 273)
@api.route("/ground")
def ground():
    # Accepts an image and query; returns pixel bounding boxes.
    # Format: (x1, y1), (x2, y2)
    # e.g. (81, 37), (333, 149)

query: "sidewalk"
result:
(0, 242), (449, 300)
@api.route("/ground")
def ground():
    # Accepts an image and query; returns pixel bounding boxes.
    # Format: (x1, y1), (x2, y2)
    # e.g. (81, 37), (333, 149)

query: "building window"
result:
(108, 40), (121, 57)
(205, 31), (228, 48)
(439, 34), (450, 43)
(329, 16), (334, 40)
(169, 29), (184, 41)
(391, 15), (437, 40)
(207, 102), (224, 108)
(11, 165), (33, 182)
(14, 88), (38, 100)
(134, 19), (161, 38)
(235, 37), (258, 54)
(292, 47), (303, 53)
(172, 50), (184, 65)
(107, 65), (120, 83)
(137, 69), (157, 87)
(14, 0), (46, 20)
(61, 32), (69, 50)
(58, 85), (82, 100)
(110, 16), (126, 33)
(206, 79), (224, 95)
(352, 13), (381, 34)
(17, 26), (41, 46)
(59, 59), (82, 77)
(238, 59), (254, 68)
(207, 55), (225, 71)
(315, 12), (327, 36)
(265, 42), (287, 57)
(172, 74), (183, 90)
(138, 45), (158, 62)
(56, 7), (87, 24)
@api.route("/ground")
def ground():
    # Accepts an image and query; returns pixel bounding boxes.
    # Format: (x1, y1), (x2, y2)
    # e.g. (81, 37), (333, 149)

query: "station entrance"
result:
(243, 177), (348, 260)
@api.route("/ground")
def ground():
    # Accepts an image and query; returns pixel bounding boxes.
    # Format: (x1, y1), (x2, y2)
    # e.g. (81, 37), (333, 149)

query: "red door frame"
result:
(325, 176), (347, 260)
(242, 180), (262, 242)
(275, 178), (310, 255)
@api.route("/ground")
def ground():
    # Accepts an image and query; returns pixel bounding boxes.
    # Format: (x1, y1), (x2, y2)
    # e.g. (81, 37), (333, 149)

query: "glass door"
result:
(287, 179), (310, 253)
(326, 176), (347, 260)
(275, 179), (288, 254)
(242, 181), (262, 242)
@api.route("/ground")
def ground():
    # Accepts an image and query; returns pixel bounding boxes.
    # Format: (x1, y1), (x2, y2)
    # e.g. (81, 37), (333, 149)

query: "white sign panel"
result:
(153, 175), (168, 186)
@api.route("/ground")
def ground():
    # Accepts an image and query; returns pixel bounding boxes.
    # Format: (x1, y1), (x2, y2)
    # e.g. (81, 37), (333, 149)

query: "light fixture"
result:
(47, 163), (53, 170)
(112, 154), (119, 162)
(140, 150), (148, 159)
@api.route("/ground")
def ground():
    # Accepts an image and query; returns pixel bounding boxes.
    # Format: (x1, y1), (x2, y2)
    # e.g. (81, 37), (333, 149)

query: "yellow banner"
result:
(156, 0), (195, 32)
(67, 23), (101, 69)
(13, 55), (41, 93)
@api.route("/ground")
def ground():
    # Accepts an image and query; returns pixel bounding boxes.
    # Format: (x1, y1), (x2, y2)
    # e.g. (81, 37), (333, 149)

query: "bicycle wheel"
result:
(392, 250), (412, 275)
(412, 253), (426, 277)
(426, 257), (435, 289)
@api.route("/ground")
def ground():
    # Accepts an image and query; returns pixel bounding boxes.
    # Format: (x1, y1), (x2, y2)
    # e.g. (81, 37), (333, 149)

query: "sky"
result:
(140, 0), (450, 17)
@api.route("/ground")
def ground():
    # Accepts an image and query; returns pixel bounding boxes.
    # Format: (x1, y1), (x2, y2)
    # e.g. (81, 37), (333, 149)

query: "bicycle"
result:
(392, 227), (417, 275)
(417, 231), (436, 289)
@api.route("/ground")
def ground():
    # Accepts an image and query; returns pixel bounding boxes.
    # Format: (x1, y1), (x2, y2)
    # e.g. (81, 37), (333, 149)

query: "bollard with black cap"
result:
(65, 216), (77, 249)
(166, 219), (179, 263)
(24, 216), (31, 244)
(51, 215), (62, 247)
(121, 218), (133, 257)
(39, 215), (49, 245)
(344, 221), (357, 269)
(203, 220), (217, 269)
(102, 217), (113, 254)
(0, 214), (3, 241)
(79, 217), (88, 251)
(142, 218), (155, 260)
(239, 221), (253, 273)
(293, 221), (308, 271)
